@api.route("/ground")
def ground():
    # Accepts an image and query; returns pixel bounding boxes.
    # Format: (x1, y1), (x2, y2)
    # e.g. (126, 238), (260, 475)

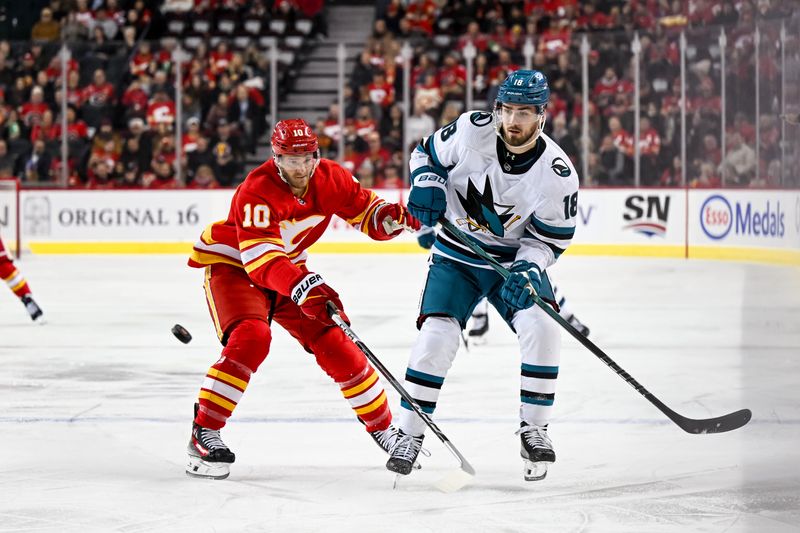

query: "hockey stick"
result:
(439, 219), (752, 435)
(326, 302), (476, 491)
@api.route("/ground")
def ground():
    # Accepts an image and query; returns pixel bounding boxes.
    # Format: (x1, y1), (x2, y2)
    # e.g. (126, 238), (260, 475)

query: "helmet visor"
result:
(276, 153), (317, 170)
(494, 101), (546, 121)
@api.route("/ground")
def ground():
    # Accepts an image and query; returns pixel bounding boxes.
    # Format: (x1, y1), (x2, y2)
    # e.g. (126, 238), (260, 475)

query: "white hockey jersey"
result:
(410, 110), (579, 272)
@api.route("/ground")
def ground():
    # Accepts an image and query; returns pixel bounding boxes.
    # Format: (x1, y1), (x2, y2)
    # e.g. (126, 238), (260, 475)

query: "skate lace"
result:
(371, 426), (399, 452)
(516, 425), (551, 450)
(199, 428), (227, 450)
(391, 433), (423, 461)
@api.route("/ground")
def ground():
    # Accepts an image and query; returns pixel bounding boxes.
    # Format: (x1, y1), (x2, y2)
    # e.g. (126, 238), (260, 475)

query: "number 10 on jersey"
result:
(243, 203), (270, 228)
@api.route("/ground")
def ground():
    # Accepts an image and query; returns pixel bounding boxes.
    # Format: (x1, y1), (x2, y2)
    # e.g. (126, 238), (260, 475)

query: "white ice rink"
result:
(2, 253), (799, 532)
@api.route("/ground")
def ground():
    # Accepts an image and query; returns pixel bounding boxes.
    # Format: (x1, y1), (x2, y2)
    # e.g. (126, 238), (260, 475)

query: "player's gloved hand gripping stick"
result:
(440, 219), (751, 435)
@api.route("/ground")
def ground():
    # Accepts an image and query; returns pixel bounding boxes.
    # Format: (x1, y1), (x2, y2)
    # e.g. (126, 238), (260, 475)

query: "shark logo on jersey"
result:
(551, 157), (571, 177)
(456, 177), (516, 237)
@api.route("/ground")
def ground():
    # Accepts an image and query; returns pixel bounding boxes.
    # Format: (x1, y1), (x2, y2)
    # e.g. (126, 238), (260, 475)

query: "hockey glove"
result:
(372, 203), (422, 240)
(499, 261), (542, 310)
(290, 272), (349, 326)
(416, 226), (436, 249)
(408, 174), (447, 227)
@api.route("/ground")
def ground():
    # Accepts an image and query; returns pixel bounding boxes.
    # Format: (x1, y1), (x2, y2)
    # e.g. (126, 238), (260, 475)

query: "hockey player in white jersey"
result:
(388, 70), (578, 481)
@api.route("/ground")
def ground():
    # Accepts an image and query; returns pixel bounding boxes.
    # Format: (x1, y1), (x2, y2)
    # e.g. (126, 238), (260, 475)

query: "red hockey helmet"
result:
(271, 119), (319, 155)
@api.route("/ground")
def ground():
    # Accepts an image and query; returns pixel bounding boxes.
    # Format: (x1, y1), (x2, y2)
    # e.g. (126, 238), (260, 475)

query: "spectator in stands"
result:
(31, 8), (61, 42)
(204, 93), (230, 134)
(84, 158), (116, 189)
(439, 51), (466, 104)
(210, 122), (241, 187)
(228, 84), (264, 155)
(147, 89), (176, 130)
(660, 155), (682, 186)
(439, 101), (460, 127)
(638, 116), (662, 185)
(187, 135), (213, 184)
(594, 134), (623, 185)
(118, 135), (147, 180)
(21, 139), (53, 183)
(549, 114), (579, 167)
(353, 105), (378, 140)
(691, 161), (721, 188)
(364, 131), (391, 180)
(0, 51), (14, 89)
(144, 155), (178, 189)
(187, 164), (220, 189)
(0, 140), (16, 178)
(81, 69), (116, 130)
(406, 95), (435, 152)
(115, 160), (142, 188)
(380, 165), (403, 189)
(367, 71), (395, 118)
(378, 103), (404, 152)
(61, 11), (90, 42)
(19, 86), (49, 129)
(415, 72), (442, 114)
(608, 115), (633, 179)
(719, 132), (756, 186)
(4, 112), (30, 166)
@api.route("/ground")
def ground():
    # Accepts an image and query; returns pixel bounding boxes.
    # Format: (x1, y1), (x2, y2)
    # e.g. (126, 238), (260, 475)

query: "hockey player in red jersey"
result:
(185, 119), (420, 479)
(0, 235), (44, 323)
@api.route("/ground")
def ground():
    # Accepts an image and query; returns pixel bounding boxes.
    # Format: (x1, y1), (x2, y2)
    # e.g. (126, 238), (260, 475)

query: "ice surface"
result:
(2, 253), (798, 532)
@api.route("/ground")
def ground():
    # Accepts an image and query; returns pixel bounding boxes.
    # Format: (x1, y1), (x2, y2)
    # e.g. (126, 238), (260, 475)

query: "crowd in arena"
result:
(0, 0), (318, 188)
(324, 0), (796, 189)
(0, 0), (796, 189)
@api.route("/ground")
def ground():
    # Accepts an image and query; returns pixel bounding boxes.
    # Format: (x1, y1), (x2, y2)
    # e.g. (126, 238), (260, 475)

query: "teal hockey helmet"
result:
(495, 69), (550, 109)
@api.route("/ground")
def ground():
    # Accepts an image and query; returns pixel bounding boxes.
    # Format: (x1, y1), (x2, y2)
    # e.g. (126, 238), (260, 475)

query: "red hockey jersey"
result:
(189, 158), (388, 296)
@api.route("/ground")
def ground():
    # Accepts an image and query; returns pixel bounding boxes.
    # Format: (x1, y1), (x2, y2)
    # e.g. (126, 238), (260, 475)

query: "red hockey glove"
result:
(290, 272), (349, 326)
(372, 203), (422, 240)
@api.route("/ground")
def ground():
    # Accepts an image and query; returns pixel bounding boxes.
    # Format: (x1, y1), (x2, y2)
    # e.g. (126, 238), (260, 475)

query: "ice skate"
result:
(467, 312), (488, 343)
(370, 424), (424, 471)
(386, 430), (425, 476)
(22, 295), (44, 323)
(369, 424), (400, 454)
(186, 405), (235, 480)
(565, 313), (590, 337)
(517, 422), (555, 481)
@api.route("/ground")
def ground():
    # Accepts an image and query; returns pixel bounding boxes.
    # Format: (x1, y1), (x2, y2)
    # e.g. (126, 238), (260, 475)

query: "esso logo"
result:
(700, 194), (732, 240)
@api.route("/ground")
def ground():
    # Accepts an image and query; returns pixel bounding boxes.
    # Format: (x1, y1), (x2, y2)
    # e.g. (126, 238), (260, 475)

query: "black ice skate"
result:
(386, 430), (425, 476)
(21, 295), (44, 323)
(566, 314), (590, 337)
(467, 312), (489, 341)
(186, 404), (235, 480)
(369, 424), (400, 454)
(370, 424), (424, 470)
(516, 422), (555, 481)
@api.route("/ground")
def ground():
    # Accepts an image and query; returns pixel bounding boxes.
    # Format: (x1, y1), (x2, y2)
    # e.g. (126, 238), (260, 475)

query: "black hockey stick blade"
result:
(439, 219), (752, 435)
(655, 396), (752, 434)
(326, 301), (476, 487)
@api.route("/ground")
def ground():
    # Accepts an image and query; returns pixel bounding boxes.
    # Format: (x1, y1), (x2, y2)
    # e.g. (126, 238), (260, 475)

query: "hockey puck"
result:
(171, 324), (192, 344)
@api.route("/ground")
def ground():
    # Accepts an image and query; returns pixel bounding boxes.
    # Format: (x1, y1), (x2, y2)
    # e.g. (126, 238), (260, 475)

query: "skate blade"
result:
(523, 460), (550, 481)
(434, 467), (474, 493)
(186, 456), (231, 480)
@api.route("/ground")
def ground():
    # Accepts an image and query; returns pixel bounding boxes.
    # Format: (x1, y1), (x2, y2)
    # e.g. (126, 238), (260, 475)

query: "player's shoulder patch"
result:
(550, 156), (571, 177)
(468, 110), (493, 127)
